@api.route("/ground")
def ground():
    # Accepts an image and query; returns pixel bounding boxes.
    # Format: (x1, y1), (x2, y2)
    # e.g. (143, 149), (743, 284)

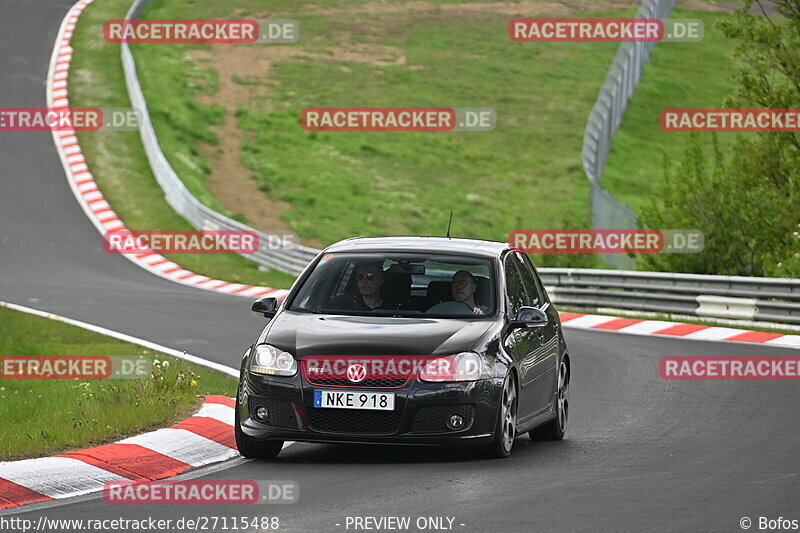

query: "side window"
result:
(514, 253), (544, 306)
(504, 256), (527, 316)
(530, 263), (551, 304)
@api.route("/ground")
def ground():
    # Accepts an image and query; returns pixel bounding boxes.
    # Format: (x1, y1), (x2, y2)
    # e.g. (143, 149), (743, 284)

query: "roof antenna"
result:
(446, 210), (453, 239)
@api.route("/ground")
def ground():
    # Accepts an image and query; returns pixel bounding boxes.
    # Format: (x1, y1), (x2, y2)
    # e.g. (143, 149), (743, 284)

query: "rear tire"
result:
(529, 360), (569, 441)
(481, 373), (517, 459)
(234, 395), (284, 459)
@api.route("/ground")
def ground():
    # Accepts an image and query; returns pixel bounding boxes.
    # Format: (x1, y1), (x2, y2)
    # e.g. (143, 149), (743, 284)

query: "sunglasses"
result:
(356, 272), (378, 282)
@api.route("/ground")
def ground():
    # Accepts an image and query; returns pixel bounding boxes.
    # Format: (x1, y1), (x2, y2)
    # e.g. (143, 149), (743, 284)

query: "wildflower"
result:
(162, 361), (169, 368)
(190, 380), (198, 387)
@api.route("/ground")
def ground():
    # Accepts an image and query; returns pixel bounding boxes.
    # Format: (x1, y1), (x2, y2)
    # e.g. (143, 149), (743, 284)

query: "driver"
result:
(353, 261), (391, 311)
(451, 270), (488, 315)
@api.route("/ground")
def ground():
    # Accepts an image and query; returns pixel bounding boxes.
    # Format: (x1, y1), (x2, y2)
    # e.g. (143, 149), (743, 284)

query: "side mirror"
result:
(510, 306), (548, 328)
(251, 297), (279, 319)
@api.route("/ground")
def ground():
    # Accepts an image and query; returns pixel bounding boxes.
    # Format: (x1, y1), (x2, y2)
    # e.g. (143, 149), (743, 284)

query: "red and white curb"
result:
(47, 0), (288, 301)
(0, 395), (238, 510)
(560, 312), (800, 349)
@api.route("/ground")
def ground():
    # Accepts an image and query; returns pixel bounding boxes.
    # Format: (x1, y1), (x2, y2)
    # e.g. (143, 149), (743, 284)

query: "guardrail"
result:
(582, 0), (678, 268)
(540, 269), (800, 327)
(121, 0), (319, 275)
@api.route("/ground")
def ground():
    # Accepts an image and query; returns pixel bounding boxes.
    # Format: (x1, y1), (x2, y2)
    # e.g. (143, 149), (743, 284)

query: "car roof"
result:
(323, 236), (509, 258)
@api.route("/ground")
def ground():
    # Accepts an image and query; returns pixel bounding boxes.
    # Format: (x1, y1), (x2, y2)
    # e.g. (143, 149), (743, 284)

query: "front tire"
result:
(530, 359), (569, 441)
(482, 373), (517, 458)
(234, 396), (284, 459)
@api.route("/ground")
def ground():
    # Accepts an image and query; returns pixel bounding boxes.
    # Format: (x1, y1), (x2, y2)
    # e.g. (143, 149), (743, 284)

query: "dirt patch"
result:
(712, 1), (782, 15)
(193, 47), (312, 243)
(680, 0), (726, 9)
(191, 38), (413, 245)
(192, 38), (415, 244)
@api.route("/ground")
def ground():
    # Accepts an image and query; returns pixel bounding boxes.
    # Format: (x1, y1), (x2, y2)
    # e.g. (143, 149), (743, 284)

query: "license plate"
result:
(313, 390), (395, 411)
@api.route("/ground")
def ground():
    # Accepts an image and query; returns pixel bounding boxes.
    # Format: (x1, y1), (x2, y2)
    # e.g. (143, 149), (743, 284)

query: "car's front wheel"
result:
(530, 359), (569, 441)
(482, 373), (517, 458)
(234, 396), (284, 459)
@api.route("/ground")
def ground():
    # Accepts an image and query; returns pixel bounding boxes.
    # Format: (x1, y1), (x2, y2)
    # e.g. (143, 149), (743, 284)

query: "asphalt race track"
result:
(1, 1), (799, 531)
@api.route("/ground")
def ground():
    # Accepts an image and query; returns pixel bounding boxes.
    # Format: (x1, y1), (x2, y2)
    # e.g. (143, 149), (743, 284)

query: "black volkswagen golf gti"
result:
(235, 237), (570, 458)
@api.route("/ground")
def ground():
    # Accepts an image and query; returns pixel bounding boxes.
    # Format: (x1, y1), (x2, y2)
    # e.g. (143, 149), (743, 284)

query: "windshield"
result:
(288, 252), (496, 318)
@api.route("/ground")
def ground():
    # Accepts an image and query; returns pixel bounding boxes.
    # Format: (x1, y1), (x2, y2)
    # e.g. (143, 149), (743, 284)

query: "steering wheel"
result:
(425, 301), (473, 315)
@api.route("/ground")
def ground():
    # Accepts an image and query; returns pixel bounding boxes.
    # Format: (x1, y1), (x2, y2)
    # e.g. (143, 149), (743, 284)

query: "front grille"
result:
(412, 404), (475, 434)
(306, 377), (408, 388)
(307, 407), (402, 434)
(248, 396), (299, 429)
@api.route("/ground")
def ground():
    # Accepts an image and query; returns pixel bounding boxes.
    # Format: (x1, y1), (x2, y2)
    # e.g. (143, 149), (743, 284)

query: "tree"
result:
(637, 0), (800, 276)
(637, 132), (797, 275)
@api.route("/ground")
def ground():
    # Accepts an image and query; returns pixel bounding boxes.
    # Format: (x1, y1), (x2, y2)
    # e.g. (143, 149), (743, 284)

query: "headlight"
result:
(251, 344), (297, 376)
(420, 352), (489, 382)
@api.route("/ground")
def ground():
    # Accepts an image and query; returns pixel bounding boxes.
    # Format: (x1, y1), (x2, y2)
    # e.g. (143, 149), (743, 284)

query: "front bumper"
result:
(238, 372), (503, 448)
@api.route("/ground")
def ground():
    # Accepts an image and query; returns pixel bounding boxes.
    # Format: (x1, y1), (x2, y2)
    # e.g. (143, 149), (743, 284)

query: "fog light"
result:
(255, 406), (269, 422)
(447, 414), (464, 430)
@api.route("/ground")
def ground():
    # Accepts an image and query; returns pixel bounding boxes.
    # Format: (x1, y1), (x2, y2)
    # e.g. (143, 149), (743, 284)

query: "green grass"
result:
(131, 0), (638, 251)
(67, 0), (296, 289)
(601, 9), (740, 213)
(0, 307), (237, 461)
(69, 0), (739, 276)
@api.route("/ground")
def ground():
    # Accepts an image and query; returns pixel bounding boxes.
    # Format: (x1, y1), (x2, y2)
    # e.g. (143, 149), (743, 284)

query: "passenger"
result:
(451, 270), (488, 315)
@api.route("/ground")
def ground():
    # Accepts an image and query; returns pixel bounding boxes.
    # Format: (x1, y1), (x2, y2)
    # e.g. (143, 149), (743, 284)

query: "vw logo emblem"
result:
(346, 363), (367, 383)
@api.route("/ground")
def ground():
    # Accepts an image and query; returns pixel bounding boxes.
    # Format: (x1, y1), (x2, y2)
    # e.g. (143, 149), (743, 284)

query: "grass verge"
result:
(69, 1), (736, 275)
(601, 8), (740, 214)
(67, 0), (296, 289)
(0, 306), (237, 461)
(134, 0), (628, 251)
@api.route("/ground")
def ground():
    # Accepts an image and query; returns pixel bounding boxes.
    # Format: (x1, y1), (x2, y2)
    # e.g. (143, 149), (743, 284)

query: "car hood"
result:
(263, 311), (494, 357)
